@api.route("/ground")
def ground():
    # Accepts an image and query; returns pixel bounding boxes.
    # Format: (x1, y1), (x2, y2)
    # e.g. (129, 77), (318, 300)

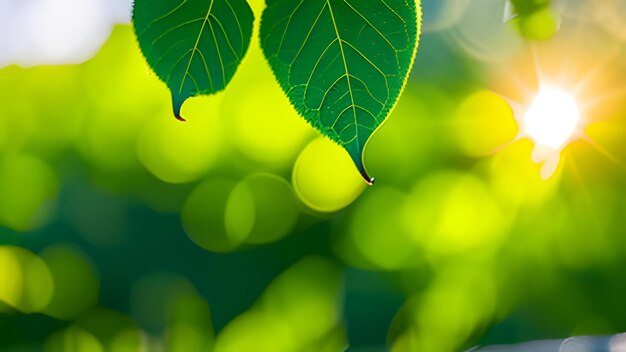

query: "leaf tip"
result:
(357, 165), (375, 186)
(172, 94), (187, 122)
(347, 146), (375, 185)
(174, 113), (186, 122)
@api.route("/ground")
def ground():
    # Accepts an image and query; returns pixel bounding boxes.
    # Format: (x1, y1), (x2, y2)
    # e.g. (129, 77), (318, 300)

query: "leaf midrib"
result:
(179, 0), (215, 94)
(326, 0), (360, 148)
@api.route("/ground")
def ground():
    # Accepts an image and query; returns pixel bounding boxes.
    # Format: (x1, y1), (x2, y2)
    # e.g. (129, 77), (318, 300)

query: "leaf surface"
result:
(133, 0), (254, 120)
(261, 0), (421, 183)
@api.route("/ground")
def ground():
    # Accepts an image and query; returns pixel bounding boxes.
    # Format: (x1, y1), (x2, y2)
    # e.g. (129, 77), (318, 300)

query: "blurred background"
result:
(1, 0), (626, 351)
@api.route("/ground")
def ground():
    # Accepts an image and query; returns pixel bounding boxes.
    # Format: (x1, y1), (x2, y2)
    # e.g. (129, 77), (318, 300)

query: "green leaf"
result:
(133, 0), (254, 120)
(260, 0), (421, 183)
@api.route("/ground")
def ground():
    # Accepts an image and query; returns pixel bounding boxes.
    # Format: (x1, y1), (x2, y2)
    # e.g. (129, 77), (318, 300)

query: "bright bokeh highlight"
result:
(293, 138), (366, 213)
(0, 246), (54, 313)
(137, 95), (224, 184)
(0, 0), (131, 67)
(489, 139), (560, 207)
(455, 90), (519, 156)
(404, 172), (510, 257)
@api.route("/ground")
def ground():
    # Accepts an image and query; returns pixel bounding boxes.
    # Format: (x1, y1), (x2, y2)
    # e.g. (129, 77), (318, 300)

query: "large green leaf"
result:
(260, 0), (421, 183)
(133, 0), (254, 120)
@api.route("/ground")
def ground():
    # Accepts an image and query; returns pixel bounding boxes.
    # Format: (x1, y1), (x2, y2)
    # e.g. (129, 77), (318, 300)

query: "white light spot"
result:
(610, 333), (626, 352)
(0, 0), (132, 68)
(523, 86), (582, 150)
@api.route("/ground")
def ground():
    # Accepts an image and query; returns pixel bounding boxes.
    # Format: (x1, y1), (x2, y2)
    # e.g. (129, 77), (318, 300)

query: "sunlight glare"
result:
(520, 86), (584, 179)
(523, 86), (582, 150)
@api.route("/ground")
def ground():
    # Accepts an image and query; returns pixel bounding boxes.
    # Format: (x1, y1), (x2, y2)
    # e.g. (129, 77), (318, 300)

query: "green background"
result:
(1, 1), (626, 351)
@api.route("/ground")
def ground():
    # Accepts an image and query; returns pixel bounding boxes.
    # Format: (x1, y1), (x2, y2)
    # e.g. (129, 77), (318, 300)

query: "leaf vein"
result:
(137, 0), (189, 39)
(178, 0), (215, 94)
(209, 13), (241, 60)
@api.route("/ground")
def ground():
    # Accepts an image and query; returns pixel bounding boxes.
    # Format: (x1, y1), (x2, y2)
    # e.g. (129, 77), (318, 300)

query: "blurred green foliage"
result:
(1, 2), (626, 352)
(509, 0), (559, 41)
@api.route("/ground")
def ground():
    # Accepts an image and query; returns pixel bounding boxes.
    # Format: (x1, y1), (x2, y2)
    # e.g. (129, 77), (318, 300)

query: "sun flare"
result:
(523, 86), (582, 151)
(512, 85), (586, 179)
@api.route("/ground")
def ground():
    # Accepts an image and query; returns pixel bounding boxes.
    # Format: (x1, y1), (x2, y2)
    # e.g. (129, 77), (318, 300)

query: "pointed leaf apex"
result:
(358, 164), (375, 186)
(352, 154), (374, 185)
(172, 94), (186, 122)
